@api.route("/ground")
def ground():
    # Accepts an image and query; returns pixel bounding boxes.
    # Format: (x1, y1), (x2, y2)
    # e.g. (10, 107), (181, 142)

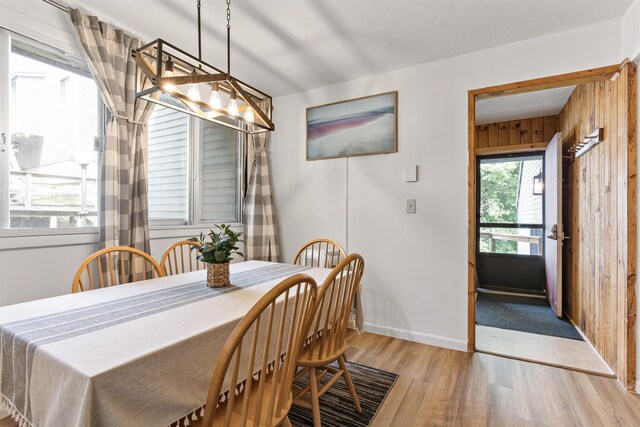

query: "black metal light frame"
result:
(131, 0), (274, 134)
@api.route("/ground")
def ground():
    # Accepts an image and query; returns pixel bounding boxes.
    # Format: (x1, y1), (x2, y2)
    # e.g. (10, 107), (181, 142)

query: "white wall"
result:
(271, 19), (623, 351)
(0, 233), (98, 304)
(0, 225), (244, 307)
(622, 0), (640, 61)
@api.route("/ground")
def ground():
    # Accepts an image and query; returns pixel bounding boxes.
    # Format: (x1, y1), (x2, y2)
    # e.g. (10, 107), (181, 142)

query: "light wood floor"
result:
(346, 332), (640, 426)
(2, 332), (639, 427)
(476, 325), (614, 377)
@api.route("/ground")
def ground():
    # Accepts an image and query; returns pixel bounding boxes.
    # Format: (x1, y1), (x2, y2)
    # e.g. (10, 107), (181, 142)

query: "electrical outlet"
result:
(406, 199), (416, 214)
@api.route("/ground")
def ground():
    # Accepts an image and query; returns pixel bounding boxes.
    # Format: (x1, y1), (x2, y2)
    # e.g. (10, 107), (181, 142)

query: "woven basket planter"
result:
(206, 263), (230, 288)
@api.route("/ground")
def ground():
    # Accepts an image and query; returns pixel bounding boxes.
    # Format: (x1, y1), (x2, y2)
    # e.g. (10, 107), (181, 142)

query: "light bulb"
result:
(209, 85), (222, 110)
(162, 58), (176, 92)
(244, 106), (255, 122)
(188, 83), (200, 102)
(228, 98), (238, 116)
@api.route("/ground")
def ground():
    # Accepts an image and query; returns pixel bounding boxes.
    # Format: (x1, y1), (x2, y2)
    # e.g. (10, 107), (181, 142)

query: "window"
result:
(478, 154), (544, 256)
(147, 105), (242, 225)
(1, 32), (102, 229)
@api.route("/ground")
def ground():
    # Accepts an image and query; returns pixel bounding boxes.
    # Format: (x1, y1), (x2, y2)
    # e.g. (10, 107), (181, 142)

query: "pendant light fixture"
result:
(132, 0), (274, 134)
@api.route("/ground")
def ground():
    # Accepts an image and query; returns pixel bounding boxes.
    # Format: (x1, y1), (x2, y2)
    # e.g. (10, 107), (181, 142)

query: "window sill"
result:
(149, 223), (243, 240)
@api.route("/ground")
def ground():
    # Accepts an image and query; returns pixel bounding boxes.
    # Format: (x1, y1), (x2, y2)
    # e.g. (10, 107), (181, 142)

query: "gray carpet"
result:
(289, 361), (397, 427)
(475, 293), (583, 340)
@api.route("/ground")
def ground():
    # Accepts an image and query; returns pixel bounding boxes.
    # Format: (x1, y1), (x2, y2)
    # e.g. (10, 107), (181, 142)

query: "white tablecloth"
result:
(0, 261), (331, 427)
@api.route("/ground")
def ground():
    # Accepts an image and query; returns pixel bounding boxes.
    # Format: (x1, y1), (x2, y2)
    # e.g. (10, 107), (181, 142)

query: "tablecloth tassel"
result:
(192, 412), (198, 421)
(184, 415), (190, 426)
(200, 406), (205, 417)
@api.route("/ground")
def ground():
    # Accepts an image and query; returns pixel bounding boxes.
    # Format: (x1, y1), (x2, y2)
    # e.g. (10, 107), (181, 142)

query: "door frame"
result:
(467, 60), (637, 389)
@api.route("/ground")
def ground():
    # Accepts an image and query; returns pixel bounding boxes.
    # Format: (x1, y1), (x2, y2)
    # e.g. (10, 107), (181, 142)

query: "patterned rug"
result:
(289, 361), (398, 427)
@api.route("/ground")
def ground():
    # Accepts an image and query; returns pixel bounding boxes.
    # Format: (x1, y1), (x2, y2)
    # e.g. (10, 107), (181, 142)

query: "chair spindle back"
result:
(292, 238), (347, 269)
(72, 246), (163, 293)
(160, 240), (203, 276)
(202, 274), (318, 427)
(302, 253), (364, 363)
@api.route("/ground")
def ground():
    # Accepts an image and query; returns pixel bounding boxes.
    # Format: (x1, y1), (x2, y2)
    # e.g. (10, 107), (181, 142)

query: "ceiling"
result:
(63, 0), (633, 97)
(475, 86), (576, 125)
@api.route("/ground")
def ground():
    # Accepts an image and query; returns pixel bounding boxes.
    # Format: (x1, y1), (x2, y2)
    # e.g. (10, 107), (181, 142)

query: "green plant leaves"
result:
(189, 224), (243, 264)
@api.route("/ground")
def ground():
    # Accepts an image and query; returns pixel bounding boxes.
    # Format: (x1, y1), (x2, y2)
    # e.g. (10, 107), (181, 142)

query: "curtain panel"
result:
(69, 9), (155, 253)
(243, 129), (281, 262)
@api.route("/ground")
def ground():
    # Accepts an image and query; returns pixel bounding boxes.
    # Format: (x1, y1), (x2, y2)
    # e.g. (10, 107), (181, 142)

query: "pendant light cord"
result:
(197, 0), (202, 60)
(227, 0), (231, 75)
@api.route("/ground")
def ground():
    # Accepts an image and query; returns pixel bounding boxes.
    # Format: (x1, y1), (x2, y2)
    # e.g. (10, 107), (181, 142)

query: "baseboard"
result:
(363, 322), (467, 351)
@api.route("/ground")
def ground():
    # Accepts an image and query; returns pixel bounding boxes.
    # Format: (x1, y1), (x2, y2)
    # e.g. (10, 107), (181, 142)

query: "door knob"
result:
(547, 224), (558, 240)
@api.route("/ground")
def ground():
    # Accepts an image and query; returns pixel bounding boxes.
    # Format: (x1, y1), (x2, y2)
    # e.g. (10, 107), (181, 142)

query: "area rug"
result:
(476, 292), (583, 340)
(289, 361), (398, 427)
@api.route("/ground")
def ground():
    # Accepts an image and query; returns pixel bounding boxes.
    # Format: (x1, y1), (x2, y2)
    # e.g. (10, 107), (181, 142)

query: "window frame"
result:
(0, 28), (104, 237)
(475, 152), (545, 258)
(146, 110), (245, 229)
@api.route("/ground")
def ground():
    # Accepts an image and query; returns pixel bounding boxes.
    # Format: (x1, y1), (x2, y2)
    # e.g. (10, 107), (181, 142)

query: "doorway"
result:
(467, 61), (637, 387)
(476, 153), (545, 295)
(473, 144), (608, 374)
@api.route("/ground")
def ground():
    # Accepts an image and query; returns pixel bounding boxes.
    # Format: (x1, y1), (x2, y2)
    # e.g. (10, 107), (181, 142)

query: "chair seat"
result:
(191, 374), (293, 427)
(297, 340), (347, 367)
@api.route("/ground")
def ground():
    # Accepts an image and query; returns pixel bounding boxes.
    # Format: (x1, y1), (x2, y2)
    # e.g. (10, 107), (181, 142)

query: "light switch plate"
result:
(406, 199), (416, 214)
(404, 164), (418, 182)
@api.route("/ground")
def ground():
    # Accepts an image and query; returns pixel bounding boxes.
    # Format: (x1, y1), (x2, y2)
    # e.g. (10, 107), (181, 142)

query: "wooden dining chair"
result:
(292, 238), (347, 269)
(71, 246), (164, 293)
(199, 274), (318, 427)
(293, 253), (365, 427)
(160, 240), (203, 276)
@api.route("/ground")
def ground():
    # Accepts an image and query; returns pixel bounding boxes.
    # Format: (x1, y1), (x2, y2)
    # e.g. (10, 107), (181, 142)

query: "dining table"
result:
(0, 261), (334, 427)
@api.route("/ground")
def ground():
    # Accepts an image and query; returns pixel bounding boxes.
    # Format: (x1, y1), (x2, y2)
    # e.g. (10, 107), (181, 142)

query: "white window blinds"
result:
(147, 106), (188, 222)
(199, 121), (239, 223)
(147, 106), (240, 225)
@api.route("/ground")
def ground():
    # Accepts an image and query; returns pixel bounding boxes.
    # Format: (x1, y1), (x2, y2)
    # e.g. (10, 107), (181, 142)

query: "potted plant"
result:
(189, 224), (243, 287)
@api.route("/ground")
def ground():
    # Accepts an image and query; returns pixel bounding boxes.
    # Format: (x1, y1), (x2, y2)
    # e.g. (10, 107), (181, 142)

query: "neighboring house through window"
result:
(0, 31), (101, 230)
(147, 105), (242, 226)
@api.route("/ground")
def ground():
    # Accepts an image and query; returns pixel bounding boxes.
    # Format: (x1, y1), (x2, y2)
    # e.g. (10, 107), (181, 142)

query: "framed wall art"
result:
(306, 91), (397, 160)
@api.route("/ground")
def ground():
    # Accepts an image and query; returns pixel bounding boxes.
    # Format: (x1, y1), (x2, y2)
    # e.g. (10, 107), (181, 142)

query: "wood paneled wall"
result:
(560, 63), (637, 388)
(475, 115), (559, 149)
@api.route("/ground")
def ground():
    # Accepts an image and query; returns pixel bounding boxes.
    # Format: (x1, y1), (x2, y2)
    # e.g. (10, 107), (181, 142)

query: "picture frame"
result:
(306, 91), (398, 161)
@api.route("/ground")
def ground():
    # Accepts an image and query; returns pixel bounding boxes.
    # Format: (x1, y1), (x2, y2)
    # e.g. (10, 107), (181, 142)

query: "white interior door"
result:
(544, 132), (563, 317)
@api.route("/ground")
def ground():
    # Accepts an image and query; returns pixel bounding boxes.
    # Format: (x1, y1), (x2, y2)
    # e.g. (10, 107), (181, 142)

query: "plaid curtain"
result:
(70, 9), (155, 253)
(243, 129), (281, 262)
